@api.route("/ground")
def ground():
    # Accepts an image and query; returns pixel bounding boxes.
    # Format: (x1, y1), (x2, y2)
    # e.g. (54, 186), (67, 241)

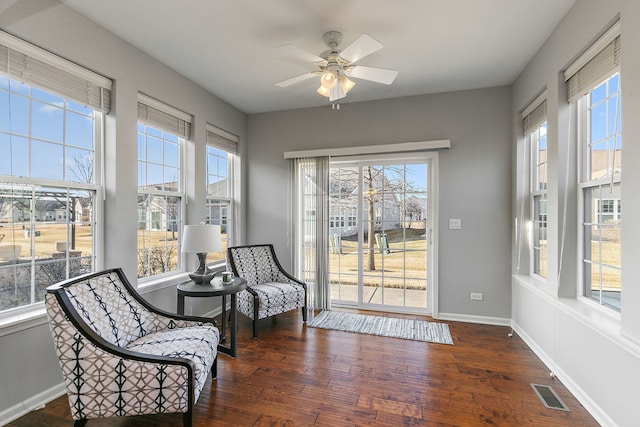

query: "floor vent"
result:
(530, 384), (570, 411)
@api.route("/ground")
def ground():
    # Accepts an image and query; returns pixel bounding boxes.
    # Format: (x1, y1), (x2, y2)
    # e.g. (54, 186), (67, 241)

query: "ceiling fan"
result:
(275, 31), (399, 103)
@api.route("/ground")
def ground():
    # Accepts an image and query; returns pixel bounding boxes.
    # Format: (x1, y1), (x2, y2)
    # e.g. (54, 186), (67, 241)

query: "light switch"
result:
(449, 218), (462, 230)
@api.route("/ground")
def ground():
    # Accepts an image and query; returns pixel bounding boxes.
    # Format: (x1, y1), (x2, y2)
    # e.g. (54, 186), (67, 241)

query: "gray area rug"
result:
(307, 310), (454, 345)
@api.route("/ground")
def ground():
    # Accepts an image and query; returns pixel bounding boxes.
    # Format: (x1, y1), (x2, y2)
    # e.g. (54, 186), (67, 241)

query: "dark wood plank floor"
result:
(9, 309), (599, 426)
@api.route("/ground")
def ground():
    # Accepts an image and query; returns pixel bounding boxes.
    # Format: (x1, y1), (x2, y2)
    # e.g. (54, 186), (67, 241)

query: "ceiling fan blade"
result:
(339, 34), (383, 64)
(275, 72), (318, 87)
(349, 66), (399, 85)
(276, 44), (326, 65)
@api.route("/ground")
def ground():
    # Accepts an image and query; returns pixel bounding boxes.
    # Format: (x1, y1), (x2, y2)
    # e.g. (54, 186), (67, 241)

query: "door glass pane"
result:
(330, 161), (429, 311)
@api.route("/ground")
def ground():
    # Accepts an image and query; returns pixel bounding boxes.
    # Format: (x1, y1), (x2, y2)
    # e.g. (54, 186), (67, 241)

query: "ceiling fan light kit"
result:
(275, 31), (398, 103)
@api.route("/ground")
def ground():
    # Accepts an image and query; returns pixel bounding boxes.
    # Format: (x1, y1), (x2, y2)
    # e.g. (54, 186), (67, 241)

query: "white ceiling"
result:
(60, 0), (575, 114)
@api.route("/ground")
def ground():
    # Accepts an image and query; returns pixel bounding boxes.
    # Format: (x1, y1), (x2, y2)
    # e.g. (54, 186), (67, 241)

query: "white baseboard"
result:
(0, 382), (66, 426)
(511, 321), (617, 427)
(436, 312), (511, 326)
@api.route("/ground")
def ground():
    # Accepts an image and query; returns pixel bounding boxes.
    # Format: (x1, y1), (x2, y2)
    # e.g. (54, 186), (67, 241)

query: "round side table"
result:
(177, 277), (247, 357)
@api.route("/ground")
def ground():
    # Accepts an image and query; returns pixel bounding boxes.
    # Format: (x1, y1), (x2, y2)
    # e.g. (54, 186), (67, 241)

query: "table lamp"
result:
(182, 224), (221, 284)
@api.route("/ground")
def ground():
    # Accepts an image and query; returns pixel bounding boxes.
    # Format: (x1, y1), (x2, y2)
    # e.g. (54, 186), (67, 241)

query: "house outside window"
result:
(565, 24), (621, 311)
(137, 94), (190, 279)
(0, 31), (110, 313)
(205, 124), (238, 264)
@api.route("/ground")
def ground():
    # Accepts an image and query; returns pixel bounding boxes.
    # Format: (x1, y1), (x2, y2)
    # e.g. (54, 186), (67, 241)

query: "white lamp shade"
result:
(320, 71), (336, 89)
(317, 85), (330, 97)
(339, 76), (355, 94)
(182, 224), (222, 253)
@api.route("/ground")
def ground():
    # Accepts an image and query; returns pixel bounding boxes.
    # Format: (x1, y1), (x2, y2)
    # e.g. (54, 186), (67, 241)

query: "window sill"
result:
(137, 271), (190, 294)
(0, 305), (48, 337)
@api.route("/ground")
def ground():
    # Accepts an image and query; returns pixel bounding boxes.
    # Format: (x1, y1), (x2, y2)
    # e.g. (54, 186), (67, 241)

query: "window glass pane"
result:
(66, 101), (93, 115)
(9, 78), (30, 95)
(146, 135), (163, 164)
(582, 183), (621, 309)
(32, 141), (64, 181)
(164, 141), (179, 167)
(590, 81), (606, 104)
(66, 111), (94, 149)
(65, 148), (94, 183)
(137, 194), (181, 278)
(31, 87), (64, 105)
(31, 101), (64, 142)
(0, 91), (29, 135)
(0, 134), (29, 177)
(590, 101), (606, 142)
(164, 166), (178, 190)
(533, 195), (547, 278)
(146, 163), (163, 187)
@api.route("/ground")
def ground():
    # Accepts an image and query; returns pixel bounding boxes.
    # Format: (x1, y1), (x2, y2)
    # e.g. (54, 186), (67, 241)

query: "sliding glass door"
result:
(329, 154), (436, 314)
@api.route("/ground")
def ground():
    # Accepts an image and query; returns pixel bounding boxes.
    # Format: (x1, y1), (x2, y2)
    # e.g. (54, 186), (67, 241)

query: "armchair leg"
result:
(74, 420), (87, 427)
(302, 306), (307, 322)
(253, 294), (259, 339)
(183, 410), (193, 427)
(211, 357), (217, 379)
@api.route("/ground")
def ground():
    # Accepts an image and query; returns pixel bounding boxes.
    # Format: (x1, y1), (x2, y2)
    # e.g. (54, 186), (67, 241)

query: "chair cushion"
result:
(237, 282), (306, 320)
(126, 325), (219, 402)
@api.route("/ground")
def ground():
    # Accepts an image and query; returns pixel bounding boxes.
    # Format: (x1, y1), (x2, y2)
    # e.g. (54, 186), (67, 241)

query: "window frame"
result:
(205, 134), (237, 266)
(136, 121), (187, 282)
(576, 73), (622, 312)
(0, 77), (104, 318)
(529, 122), (548, 280)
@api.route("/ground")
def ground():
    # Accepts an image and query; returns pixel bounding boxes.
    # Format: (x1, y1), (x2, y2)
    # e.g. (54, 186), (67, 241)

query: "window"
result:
(579, 74), (621, 310)
(523, 95), (548, 279)
(565, 23), (621, 310)
(137, 94), (190, 279)
(0, 31), (110, 314)
(205, 124), (238, 264)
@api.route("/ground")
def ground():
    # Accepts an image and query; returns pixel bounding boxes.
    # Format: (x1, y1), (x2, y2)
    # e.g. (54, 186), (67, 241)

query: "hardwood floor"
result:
(9, 309), (599, 426)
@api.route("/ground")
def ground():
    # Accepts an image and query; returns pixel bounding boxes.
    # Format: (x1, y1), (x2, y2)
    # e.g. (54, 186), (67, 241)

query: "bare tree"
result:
(138, 246), (177, 278)
(69, 156), (94, 184)
(404, 196), (425, 229)
(330, 165), (411, 271)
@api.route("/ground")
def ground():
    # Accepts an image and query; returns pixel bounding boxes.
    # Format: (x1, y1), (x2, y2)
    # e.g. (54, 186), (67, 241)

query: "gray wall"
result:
(246, 87), (513, 320)
(0, 0), (245, 420)
(512, 0), (640, 425)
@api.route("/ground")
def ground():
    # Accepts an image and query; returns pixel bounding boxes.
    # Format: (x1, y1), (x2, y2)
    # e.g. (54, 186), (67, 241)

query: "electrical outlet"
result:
(470, 293), (483, 301)
(449, 218), (462, 230)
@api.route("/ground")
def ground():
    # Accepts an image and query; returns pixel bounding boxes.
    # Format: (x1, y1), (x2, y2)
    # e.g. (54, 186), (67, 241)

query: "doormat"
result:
(307, 310), (453, 345)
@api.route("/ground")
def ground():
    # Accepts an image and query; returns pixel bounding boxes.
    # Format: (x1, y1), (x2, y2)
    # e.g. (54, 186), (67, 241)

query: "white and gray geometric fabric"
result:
(45, 268), (219, 426)
(227, 245), (307, 337)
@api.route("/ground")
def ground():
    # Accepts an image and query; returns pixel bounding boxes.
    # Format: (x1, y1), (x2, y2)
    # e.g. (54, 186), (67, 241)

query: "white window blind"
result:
(0, 30), (112, 112)
(206, 124), (238, 154)
(521, 91), (547, 135)
(565, 21), (620, 102)
(138, 93), (191, 138)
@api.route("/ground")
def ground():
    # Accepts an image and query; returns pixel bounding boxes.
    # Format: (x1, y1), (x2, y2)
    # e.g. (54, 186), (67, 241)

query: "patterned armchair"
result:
(227, 244), (307, 338)
(45, 268), (219, 427)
